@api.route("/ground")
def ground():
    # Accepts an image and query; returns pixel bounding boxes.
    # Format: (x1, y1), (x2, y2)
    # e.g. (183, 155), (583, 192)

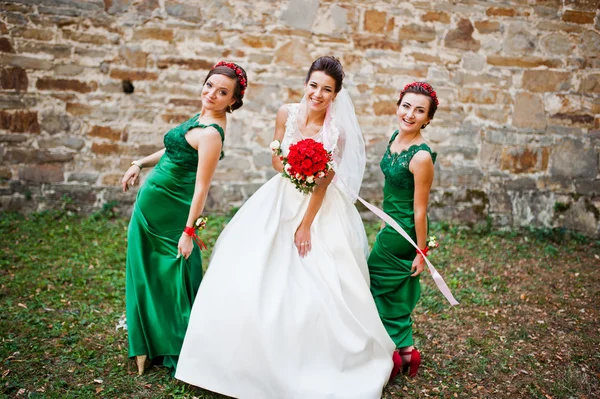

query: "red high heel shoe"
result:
(399, 348), (421, 377)
(389, 351), (402, 381)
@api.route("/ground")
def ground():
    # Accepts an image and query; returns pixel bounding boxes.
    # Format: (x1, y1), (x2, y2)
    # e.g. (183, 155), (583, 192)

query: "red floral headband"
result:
(401, 82), (439, 106)
(212, 61), (247, 96)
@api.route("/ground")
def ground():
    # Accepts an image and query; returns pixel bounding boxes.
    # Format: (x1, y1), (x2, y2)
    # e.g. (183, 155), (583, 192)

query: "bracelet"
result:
(183, 226), (195, 236)
(183, 226), (207, 250)
(131, 160), (143, 169)
(416, 247), (429, 257)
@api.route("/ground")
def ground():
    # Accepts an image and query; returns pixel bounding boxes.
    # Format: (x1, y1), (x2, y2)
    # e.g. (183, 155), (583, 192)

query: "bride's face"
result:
(304, 71), (337, 112)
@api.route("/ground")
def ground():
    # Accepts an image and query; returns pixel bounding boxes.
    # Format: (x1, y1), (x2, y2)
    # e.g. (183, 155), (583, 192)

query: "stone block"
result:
(40, 110), (80, 135)
(398, 24), (436, 42)
(1, 67), (28, 92)
(364, 9), (387, 33)
(540, 32), (575, 55)
(500, 146), (550, 173)
(508, 191), (554, 227)
(504, 23), (538, 55)
(474, 20), (501, 34)
(109, 69), (158, 81)
(565, 0), (599, 11)
(91, 142), (119, 155)
(513, 92), (546, 129)
(241, 34), (277, 49)
(19, 164), (64, 183)
(458, 88), (512, 105)
(562, 10), (596, 24)
(165, 0), (203, 23)
(18, 42), (72, 58)
(579, 30), (600, 55)
(53, 64), (84, 76)
(312, 4), (348, 36)
(0, 38), (15, 53)
(118, 45), (148, 68)
(62, 29), (115, 45)
(486, 55), (560, 68)
(36, 78), (97, 93)
(550, 138), (597, 178)
(373, 101), (396, 116)
(444, 19), (480, 51)
(132, 28), (174, 42)
(554, 197), (598, 236)
(549, 113), (595, 128)
(0, 111), (40, 133)
(88, 125), (125, 141)
(522, 70), (570, 92)
(486, 7), (517, 17)
(38, 136), (85, 150)
(0, 54), (52, 70)
(421, 11), (450, 23)
(580, 73), (600, 93)
(104, 0), (131, 14)
(352, 34), (402, 51)
(274, 40), (314, 66)
(280, 0), (319, 31)
(156, 58), (213, 70)
(11, 27), (54, 41)
(67, 172), (99, 184)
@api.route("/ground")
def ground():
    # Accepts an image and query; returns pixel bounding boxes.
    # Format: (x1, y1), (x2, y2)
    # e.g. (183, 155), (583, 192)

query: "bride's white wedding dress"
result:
(175, 103), (395, 399)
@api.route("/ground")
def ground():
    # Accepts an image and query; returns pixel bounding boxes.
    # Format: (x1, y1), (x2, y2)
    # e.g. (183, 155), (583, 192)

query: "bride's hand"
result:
(294, 224), (311, 258)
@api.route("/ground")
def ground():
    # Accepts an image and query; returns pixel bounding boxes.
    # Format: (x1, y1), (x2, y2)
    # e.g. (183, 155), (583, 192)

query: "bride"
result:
(175, 56), (395, 399)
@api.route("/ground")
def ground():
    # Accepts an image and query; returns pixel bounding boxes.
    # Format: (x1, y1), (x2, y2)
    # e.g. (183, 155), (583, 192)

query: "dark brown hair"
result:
(305, 56), (345, 93)
(203, 65), (248, 112)
(397, 82), (438, 120)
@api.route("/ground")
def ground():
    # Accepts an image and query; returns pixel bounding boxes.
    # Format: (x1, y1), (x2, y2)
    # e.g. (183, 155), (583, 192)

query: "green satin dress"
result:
(368, 130), (437, 349)
(125, 114), (224, 370)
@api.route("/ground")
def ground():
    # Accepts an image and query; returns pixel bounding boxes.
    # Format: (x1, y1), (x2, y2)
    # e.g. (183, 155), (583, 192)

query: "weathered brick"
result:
(104, 0), (131, 14)
(18, 42), (71, 58)
(421, 11), (450, 23)
(0, 54), (53, 70)
(66, 102), (92, 116)
(165, 0), (203, 23)
(580, 73), (600, 93)
(101, 173), (123, 186)
(513, 92), (547, 129)
(62, 29), (114, 45)
(474, 20), (501, 34)
(53, 64), (84, 76)
(109, 69), (158, 81)
(161, 113), (190, 124)
(241, 35), (277, 49)
(0, 111), (40, 133)
(19, 164), (64, 183)
(444, 19), (480, 51)
(168, 98), (204, 108)
(549, 113), (595, 128)
(274, 40), (314, 66)
(119, 45), (147, 68)
(522, 70), (571, 92)
(550, 138), (597, 178)
(364, 9), (387, 33)
(486, 7), (517, 17)
(458, 88), (512, 105)
(353, 34), (402, 51)
(1, 67), (28, 92)
(410, 52), (442, 64)
(156, 58), (213, 70)
(36, 78), (97, 93)
(565, 0), (599, 11)
(88, 125), (126, 141)
(67, 172), (99, 184)
(500, 147), (549, 173)
(0, 22), (7, 34)
(562, 10), (596, 24)
(398, 24), (436, 42)
(0, 38), (15, 53)
(132, 28), (174, 42)
(91, 142), (119, 155)
(373, 101), (396, 116)
(487, 55), (561, 68)
(11, 28), (54, 41)
(38, 136), (85, 150)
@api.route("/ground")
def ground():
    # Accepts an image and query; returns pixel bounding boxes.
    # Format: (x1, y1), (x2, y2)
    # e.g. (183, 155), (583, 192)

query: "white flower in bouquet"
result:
(270, 140), (281, 151)
(317, 171), (325, 178)
(285, 164), (292, 173)
(306, 176), (314, 183)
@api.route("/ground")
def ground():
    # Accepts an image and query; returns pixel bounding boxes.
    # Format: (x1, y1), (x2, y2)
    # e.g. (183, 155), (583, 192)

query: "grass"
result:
(1, 209), (599, 398)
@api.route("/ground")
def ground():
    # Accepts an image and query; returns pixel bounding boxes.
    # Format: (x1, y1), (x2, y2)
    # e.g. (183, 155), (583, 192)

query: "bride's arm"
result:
(271, 105), (289, 173)
(294, 171), (335, 258)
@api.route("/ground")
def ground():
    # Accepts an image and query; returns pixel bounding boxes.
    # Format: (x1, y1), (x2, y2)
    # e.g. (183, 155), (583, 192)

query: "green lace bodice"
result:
(163, 114), (225, 171)
(380, 130), (437, 191)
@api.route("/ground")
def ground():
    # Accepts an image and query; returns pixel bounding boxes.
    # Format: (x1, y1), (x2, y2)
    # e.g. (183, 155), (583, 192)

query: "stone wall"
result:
(0, 0), (599, 235)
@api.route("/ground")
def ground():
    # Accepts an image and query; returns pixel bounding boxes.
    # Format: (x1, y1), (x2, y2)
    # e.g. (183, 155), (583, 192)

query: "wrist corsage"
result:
(417, 235), (439, 257)
(183, 216), (209, 251)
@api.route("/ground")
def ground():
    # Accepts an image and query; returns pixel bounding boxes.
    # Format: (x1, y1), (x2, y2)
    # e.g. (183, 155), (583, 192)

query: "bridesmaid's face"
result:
(396, 93), (431, 133)
(201, 74), (236, 112)
(304, 71), (337, 112)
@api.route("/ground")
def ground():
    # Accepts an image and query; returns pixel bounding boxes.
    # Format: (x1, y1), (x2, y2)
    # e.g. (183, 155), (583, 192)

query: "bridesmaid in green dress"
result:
(119, 61), (248, 375)
(368, 82), (439, 379)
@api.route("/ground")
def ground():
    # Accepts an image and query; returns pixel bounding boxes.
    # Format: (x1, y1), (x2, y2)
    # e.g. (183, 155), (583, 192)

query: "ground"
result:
(1, 209), (598, 398)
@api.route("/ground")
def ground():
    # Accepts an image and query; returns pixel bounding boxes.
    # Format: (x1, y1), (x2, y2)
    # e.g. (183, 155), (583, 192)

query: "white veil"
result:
(322, 88), (366, 202)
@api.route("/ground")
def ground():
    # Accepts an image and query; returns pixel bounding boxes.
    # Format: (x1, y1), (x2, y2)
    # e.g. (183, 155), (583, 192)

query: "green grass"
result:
(1, 210), (599, 398)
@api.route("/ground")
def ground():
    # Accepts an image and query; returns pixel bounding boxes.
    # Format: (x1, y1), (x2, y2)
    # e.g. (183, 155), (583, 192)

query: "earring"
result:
(421, 123), (429, 129)
(227, 105), (232, 113)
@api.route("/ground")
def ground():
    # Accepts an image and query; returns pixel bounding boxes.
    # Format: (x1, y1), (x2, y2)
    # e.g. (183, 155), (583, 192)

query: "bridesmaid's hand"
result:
(411, 254), (425, 277)
(294, 224), (311, 258)
(121, 165), (141, 192)
(177, 233), (193, 260)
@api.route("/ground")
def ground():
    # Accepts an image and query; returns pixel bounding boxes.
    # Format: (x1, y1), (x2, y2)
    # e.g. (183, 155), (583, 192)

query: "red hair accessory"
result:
(212, 61), (247, 96)
(401, 82), (439, 106)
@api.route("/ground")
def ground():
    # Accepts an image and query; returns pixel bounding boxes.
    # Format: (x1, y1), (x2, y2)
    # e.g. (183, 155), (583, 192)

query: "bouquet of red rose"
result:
(270, 139), (333, 194)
